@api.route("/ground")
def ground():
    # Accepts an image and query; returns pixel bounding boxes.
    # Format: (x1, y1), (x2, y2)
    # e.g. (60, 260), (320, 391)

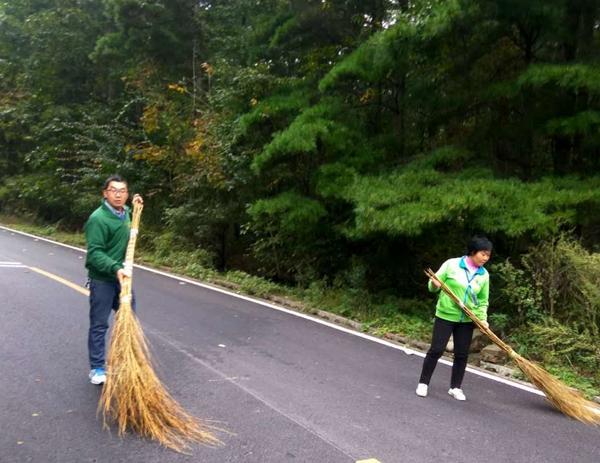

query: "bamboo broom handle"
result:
(120, 201), (143, 300)
(425, 268), (517, 358)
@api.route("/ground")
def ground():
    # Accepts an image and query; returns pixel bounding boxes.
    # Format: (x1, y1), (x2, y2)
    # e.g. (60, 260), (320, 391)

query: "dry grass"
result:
(99, 202), (223, 452)
(425, 268), (600, 425)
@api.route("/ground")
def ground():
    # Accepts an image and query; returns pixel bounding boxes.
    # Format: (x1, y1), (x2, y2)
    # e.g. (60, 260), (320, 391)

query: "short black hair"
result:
(467, 236), (493, 255)
(103, 175), (127, 190)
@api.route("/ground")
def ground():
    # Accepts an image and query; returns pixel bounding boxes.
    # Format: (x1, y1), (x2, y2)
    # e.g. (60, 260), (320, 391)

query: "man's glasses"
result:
(105, 188), (128, 195)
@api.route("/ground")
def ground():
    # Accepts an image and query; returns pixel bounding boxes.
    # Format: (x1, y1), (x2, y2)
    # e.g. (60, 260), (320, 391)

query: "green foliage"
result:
(408, 146), (475, 171)
(0, 174), (68, 220)
(315, 162), (357, 199)
(248, 192), (327, 234)
(518, 64), (600, 95)
(493, 234), (600, 391)
(223, 270), (284, 298)
(525, 237), (600, 333)
(252, 100), (348, 173)
(96, 0), (197, 70)
(511, 320), (600, 392)
(495, 235), (600, 335)
(304, 277), (433, 338)
(320, 0), (469, 91)
(246, 191), (329, 281)
(359, 298), (433, 340)
(151, 231), (212, 265)
(546, 111), (600, 136)
(319, 20), (415, 91)
(493, 260), (544, 325)
(237, 88), (310, 138)
(141, 230), (216, 280)
(342, 157), (600, 238)
(362, 313), (432, 340)
(0, 213), (87, 247)
(488, 312), (510, 333)
(18, 3), (102, 103)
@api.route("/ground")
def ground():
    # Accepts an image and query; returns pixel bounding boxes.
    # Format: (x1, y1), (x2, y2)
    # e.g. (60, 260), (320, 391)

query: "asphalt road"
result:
(0, 226), (598, 463)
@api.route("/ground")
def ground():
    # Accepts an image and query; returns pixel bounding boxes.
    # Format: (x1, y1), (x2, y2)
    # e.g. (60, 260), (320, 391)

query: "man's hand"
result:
(117, 267), (132, 284)
(132, 194), (144, 206)
(480, 320), (489, 329)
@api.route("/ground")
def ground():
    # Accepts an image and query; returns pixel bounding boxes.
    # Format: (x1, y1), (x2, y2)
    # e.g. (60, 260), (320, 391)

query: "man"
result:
(84, 175), (143, 384)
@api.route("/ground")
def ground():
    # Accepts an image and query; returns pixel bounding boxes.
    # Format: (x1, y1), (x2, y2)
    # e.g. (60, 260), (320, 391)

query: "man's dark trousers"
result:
(88, 279), (135, 370)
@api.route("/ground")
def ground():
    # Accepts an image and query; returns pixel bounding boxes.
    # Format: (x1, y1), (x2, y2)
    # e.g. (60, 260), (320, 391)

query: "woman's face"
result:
(471, 250), (491, 267)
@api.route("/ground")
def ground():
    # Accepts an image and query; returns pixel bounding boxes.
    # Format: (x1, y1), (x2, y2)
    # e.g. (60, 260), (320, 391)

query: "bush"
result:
(494, 235), (600, 336)
(511, 319), (600, 392)
(143, 231), (215, 271)
(224, 270), (283, 298)
(494, 235), (600, 392)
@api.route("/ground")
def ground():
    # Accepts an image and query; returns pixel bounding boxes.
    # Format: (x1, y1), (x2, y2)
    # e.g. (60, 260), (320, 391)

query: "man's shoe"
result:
(448, 388), (466, 401)
(89, 368), (106, 385)
(415, 383), (428, 397)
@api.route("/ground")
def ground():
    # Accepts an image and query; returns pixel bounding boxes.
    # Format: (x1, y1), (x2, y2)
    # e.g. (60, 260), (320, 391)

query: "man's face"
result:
(103, 181), (129, 210)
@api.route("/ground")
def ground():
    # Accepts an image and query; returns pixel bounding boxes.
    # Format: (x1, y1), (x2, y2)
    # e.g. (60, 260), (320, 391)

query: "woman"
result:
(416, 236), (492, 401)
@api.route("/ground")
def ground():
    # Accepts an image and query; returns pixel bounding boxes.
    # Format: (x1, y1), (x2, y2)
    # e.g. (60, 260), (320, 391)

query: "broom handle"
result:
(425, 268), (516, 357)
(120, 201), (143, 299)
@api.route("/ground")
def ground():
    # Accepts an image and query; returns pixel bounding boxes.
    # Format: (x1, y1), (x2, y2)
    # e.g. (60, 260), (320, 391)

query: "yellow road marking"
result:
(356, 460), (381, 463)
(28, 266), (89, 297)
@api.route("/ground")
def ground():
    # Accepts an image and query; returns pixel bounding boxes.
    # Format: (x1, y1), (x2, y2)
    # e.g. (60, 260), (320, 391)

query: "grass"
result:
(0, 214), (86, 247)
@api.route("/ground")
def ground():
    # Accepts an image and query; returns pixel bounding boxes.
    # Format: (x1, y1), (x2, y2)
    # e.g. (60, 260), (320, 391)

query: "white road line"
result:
(0, 261), (27, 268)
(0, 224), (545, 397)
(0, 226), (84, 252)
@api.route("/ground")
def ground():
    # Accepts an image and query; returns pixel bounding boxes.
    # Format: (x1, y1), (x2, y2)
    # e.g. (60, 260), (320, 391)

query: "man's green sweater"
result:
(84, 201), (131, 282)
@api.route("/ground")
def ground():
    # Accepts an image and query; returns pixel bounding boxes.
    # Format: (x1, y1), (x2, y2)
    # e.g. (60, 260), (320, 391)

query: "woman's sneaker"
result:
(89, 368), (106, 385)
(448, 388), (466, 401)
(415, 383), (428, 397)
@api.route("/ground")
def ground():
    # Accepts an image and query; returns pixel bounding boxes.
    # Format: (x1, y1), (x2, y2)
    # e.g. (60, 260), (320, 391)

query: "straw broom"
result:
(425, 268), (600, 425)
(99, 200), (222, 452)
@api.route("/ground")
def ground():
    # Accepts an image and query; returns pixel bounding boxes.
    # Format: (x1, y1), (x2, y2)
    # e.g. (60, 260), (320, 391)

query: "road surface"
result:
(0, 226), (598, 462)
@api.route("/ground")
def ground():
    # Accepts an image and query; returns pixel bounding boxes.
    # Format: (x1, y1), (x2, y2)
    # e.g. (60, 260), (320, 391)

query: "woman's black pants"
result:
(418, 316), (474, 389)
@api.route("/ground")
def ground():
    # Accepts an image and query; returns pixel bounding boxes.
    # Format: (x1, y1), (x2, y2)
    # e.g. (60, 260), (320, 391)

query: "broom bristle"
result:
(99, 202), (223, 453)
(100, 301), (223, 452)
(511, 354), (600, 425)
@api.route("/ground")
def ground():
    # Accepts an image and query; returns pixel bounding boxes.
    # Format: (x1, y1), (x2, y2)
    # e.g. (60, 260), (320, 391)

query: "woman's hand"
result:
(430, 277), (442, 288)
